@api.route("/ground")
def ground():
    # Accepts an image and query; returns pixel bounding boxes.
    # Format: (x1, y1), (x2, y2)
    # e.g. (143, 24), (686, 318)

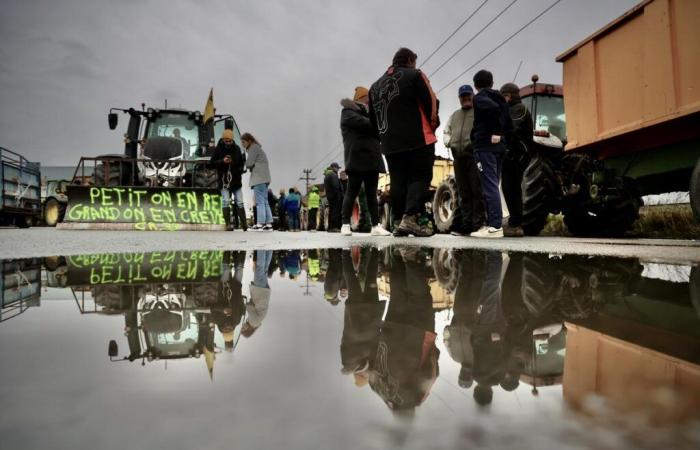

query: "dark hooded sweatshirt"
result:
(471, 88), (513, 151)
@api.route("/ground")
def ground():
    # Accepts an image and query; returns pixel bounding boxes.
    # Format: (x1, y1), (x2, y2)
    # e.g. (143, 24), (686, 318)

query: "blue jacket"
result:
(285, 192), (301, 213)
(471, 88), (513, 150)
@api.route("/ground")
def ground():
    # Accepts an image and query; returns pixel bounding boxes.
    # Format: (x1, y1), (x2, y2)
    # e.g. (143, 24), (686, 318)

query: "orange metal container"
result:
(557, 0), (700, 157)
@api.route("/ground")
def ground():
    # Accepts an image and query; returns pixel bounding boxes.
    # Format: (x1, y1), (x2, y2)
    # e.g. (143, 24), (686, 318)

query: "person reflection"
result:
(470, 251), (506, 407)
(369, 248), (439, 417)
(443, 250), (486, 390)
(324, 249), (343, 306)
(340, 248), (385, 387)
(242, 250), (272, 339)
(210, 251), (247, 352)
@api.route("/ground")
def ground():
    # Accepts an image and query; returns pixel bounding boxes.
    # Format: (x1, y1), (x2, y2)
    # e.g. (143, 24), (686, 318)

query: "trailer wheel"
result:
(433, 177), (458, 233)
(194, 167), (219, 189)
(521, 156), (558, 236)
(563, 178), (641, 238)
(690, 157), (700, 223)
(44, 198), (66, 227)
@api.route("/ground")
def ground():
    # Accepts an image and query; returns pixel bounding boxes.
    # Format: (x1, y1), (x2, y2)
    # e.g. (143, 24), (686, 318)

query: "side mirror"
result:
(224, 118), (234, 130)
(108, 340), (119, 358)
(108, 112), (118, 130)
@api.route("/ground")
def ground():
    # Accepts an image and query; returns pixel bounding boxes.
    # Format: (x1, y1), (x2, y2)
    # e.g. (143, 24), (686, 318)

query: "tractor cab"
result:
(520, 76), (567, 148)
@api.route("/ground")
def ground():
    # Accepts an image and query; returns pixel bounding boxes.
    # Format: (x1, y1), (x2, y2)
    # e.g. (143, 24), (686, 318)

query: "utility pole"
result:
(299, 169), (316, 194)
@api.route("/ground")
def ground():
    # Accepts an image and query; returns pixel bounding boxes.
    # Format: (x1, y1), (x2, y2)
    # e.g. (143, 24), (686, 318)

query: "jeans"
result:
(474, 146), (505, 228)
(287, 210), (300, 230)
(252, 183), (273, 225)
(254, 250), (272, 289)
(342, 172), (380, 226)
(385, 145), (435, 221)
(221, 187), (245, 208)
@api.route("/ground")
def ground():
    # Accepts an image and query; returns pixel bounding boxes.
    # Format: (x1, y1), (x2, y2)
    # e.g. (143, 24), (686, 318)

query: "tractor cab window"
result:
(145, 113), (200, 159)
(523, 96), (567, 142)
(214, 118), (242, 148)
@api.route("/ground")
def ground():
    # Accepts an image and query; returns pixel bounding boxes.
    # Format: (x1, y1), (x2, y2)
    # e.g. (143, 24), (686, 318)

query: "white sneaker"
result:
(251, 224), (264, 231)
(340, 224), (352, 236)
(371, 225), (391, 236)
(470, 226), (503, 238)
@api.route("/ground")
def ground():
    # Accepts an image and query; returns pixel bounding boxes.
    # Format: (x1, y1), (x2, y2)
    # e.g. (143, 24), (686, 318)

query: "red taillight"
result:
(534, 130), (550, 137)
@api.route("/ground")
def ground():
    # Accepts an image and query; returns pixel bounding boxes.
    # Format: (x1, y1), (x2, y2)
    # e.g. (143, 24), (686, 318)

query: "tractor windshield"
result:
(214, 118), (243, 148)
(145, 113), (199, 159)
(523, 95), (567, 142)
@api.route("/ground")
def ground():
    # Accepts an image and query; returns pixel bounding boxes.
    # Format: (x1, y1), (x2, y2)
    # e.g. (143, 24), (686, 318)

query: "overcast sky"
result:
(0, 0), (639, 192)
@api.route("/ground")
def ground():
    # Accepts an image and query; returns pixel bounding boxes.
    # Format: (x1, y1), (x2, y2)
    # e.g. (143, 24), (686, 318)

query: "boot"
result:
(397, 213), (434, 237)
(236, 205), (248, 231)
(222, 207), (233, 231)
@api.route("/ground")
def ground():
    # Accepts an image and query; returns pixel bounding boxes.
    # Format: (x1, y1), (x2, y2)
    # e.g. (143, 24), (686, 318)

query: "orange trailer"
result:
(521, 0), (700, 236)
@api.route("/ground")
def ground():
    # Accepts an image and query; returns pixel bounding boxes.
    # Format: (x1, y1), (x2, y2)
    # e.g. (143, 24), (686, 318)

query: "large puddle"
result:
(1, 248), (699, 449)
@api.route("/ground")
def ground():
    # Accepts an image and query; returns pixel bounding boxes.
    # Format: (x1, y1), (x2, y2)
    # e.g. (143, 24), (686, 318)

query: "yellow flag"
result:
(203, 88), (214, 124)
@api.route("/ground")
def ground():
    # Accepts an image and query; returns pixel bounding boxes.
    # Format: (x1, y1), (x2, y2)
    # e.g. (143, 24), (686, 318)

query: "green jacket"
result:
(308, 191), (320, 209)
(443, 108), (474, 156)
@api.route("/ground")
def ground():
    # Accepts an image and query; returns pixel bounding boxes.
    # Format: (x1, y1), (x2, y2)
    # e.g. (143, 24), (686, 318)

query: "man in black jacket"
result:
(500, 83), (533, 237)
(470, 70), (513, 238)
(210, 129), (247, 231)
(369, 47), (440, 237)
(323, 162), (343, 232)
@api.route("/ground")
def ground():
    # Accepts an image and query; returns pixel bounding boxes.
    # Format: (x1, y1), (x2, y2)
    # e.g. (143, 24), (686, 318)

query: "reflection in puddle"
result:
(1, 248), (700, 449)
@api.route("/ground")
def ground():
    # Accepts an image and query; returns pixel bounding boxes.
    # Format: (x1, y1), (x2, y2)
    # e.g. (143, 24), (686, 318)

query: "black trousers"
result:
(453, 150), (486, 232)
(342, 171), (380, 226)
(328, 196), (342, 230)
(308, 208), (318, 230)
(501, 155), (529, 227)
(385, 145), (435, 221)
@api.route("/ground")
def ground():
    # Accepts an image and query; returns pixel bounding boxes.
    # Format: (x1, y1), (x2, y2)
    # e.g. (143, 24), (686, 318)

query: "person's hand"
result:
(223, 155), (232, 164)
(491, 135), (501, 144)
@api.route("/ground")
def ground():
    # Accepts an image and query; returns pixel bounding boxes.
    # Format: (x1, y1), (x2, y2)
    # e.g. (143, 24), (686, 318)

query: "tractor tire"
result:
(95, 161), (128, 187)
(92, 285), (125, 312)
(690, 157), (700, 223)
(521, 254), (557, 318)
(194, 167), (219, 189)
(193, 283), (218, 307)
(432, 177), (458, 233)
(44, 198), (66, 227)
(521, 156), (558, 236)
(15, 215), (32, 228)
(563, 178), (641, 238)
(432, 248), (459, 294)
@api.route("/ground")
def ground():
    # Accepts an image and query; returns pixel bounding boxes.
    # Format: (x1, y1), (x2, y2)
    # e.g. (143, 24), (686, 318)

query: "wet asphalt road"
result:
(0, 228), (698, 263)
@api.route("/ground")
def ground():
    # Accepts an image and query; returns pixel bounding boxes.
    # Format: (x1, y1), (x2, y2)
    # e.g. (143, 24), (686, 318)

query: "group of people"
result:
(210, 47), (534, 238)
(211, 130), (275, 231)
(337, 47), (534, 238)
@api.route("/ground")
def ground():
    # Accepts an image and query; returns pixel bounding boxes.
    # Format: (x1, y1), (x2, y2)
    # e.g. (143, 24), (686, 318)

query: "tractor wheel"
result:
(15, 215), (32, 228)
(193, 283), (218, 307)
(194, 167), (219, 189)
(521, 254), (557, 318)
(95, 162), (126, 186)
(521, 156), (559, 236)
(44, 198), (66, 227)
(690, 157), (700, 222)
(92, 285), (125, 312)
(432, 248), (459, 294)
(563, 178), (641, 238)
(432, 177), (458, 233)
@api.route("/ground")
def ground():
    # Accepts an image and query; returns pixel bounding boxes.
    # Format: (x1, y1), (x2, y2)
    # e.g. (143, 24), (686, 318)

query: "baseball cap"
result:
(458, 85), (474, 96)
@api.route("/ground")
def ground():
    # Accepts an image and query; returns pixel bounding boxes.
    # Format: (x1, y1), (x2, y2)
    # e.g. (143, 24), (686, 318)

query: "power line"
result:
(419, 0), (490, 69)
(427, 0), (520, 78)
(436, 0), (565, 94)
